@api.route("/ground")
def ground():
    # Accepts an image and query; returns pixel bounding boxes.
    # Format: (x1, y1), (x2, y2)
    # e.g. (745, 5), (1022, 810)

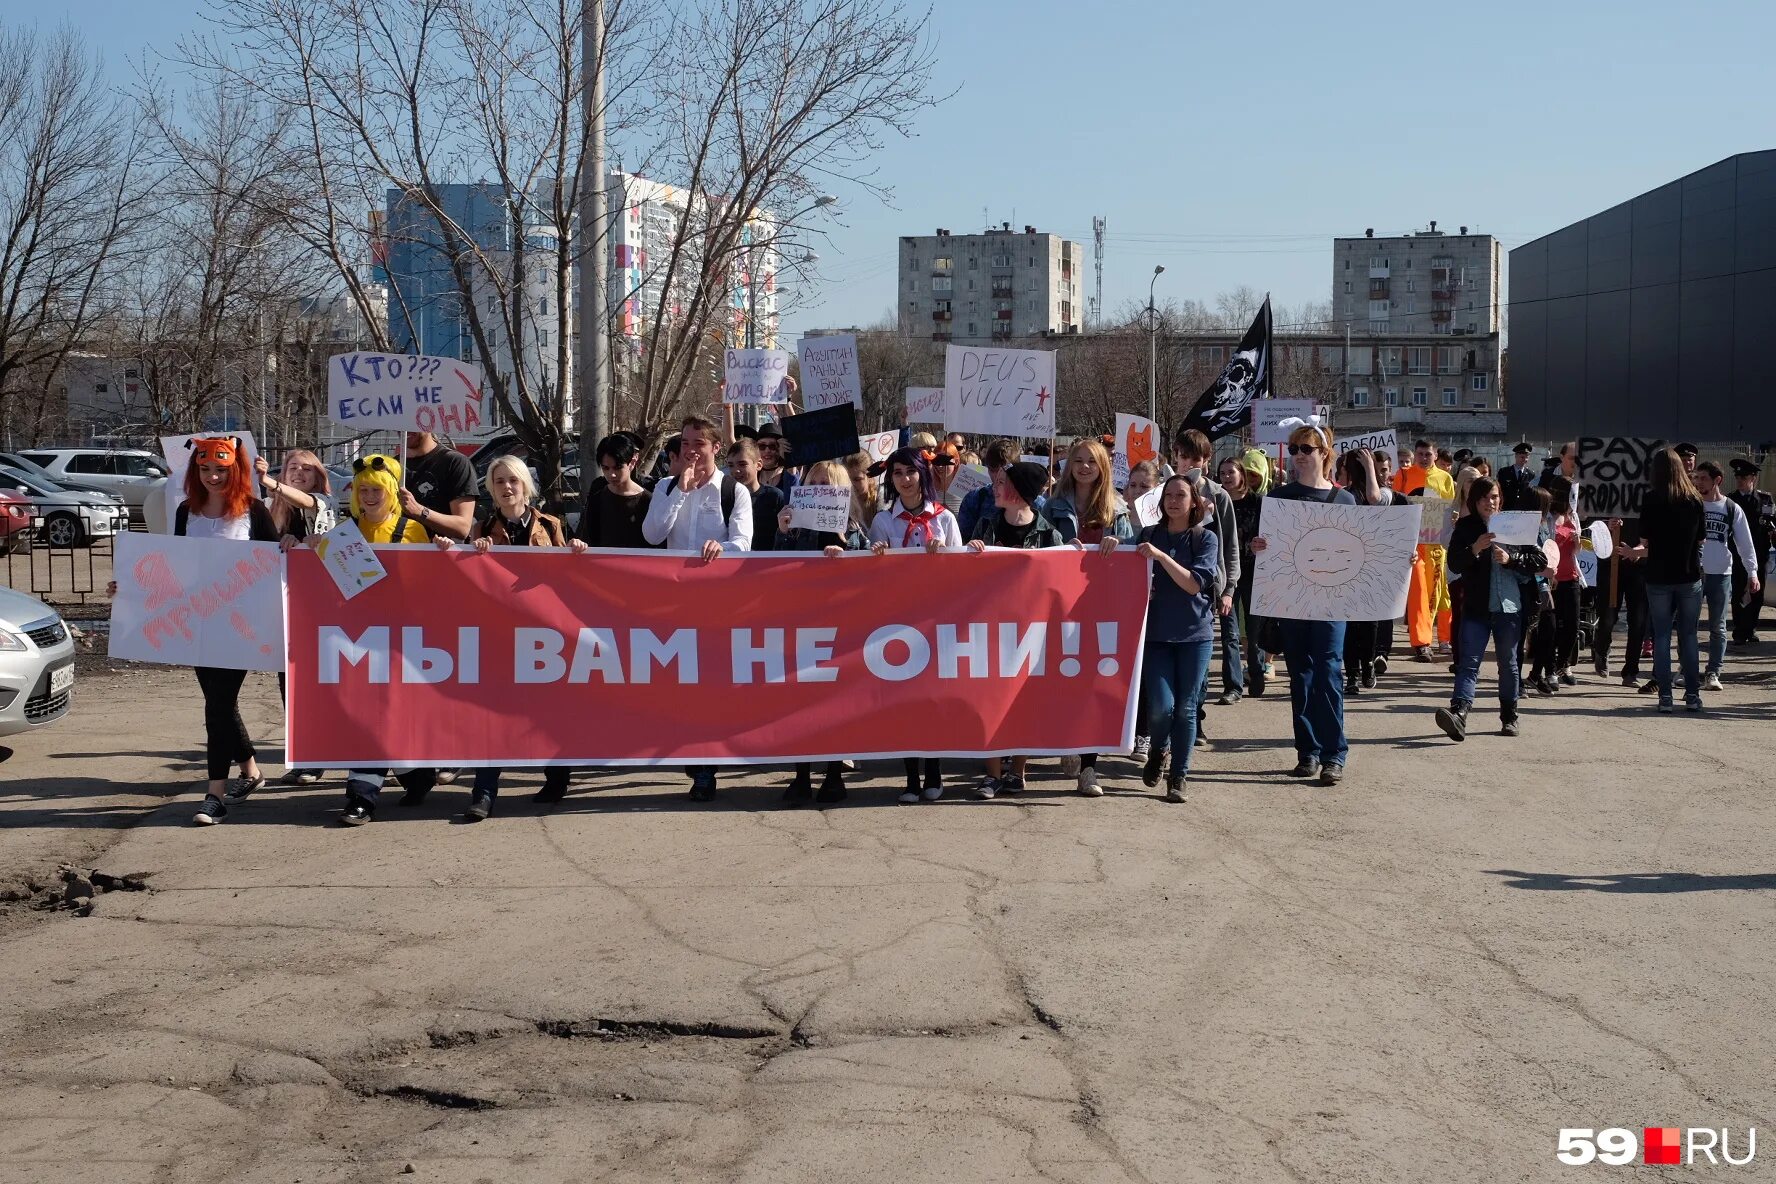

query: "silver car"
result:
(0, 586), (74, 736)
(0, 466), (129, 548)
(14, 448), (169, 524)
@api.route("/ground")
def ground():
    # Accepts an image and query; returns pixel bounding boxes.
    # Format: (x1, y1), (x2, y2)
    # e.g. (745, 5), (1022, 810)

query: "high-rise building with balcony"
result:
(898, 224), (1084, 343)
(1332, 224), (1501, 337)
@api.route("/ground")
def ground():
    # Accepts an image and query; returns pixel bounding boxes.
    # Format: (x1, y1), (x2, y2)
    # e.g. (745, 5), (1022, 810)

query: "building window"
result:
(1441, 387), (1458, 407)
(934, 256), (952, 271)
(1381, 348), (1402, 376)
(1405, 278), (1415, 293)
(124, 368), (138, 379)
(1407, 347), (1431, 374)
(1437, 346), (1460, 373)
(1352, 387), (1370, 406)
(968, 258), (977, 269)
(1411, 386), (1427, 406)
(1368, 299), (1389, 319)
(1343, 281), (1352, 294)
(1368, 320), (1387, 333)
(967, 323), (976, 335)
(1384, 387), (1399, 407)
(538, 297), (549, 315)
(932, 276), (952, 293)
(1471, 374), (1489, 391)
(1405, 301), (1415, 315)
(1344, 259), (1350, 270)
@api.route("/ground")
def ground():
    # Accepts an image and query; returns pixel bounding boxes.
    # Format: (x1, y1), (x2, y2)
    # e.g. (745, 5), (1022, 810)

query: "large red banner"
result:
(286, 548), (1149, 766)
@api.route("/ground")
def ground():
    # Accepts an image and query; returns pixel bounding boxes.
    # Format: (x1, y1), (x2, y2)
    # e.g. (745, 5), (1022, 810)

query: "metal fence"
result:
(0, 499), (132, 607)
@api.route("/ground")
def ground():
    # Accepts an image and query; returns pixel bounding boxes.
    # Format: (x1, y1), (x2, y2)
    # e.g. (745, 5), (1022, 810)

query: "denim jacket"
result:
(1043, 491), (1135, 546)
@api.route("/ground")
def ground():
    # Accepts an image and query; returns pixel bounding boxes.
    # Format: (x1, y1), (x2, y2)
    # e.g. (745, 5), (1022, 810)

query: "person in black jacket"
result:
(1728, 458), (1772, 644)
(1496, 442), (1542, 512)
(1621, 448), (1708, 712)
(1434, 477), (1549, 742)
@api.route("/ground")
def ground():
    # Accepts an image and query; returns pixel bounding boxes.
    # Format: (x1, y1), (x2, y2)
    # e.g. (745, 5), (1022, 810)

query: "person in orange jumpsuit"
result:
(1393, 437), (1456, 659)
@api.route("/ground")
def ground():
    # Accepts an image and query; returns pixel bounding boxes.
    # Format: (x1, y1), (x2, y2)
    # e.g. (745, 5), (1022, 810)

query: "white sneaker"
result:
(920, 782), (944, 802)
(1703, 672), (1723, 691)
(1077, 767), (1102, 797)
(1131, 735), (1151, 761)
(897, 790), (921, 804)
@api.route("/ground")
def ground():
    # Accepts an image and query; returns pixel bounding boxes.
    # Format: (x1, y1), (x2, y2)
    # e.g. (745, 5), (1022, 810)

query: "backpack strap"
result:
(392, 513), (414, 543)
(720, 473), (737, 524)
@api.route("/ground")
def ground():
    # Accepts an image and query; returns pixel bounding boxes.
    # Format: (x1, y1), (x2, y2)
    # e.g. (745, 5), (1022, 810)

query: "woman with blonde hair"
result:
(256, 448), (335, 541)
(1045, 438), (1132, 547)
(1247, 419), (1356, 786)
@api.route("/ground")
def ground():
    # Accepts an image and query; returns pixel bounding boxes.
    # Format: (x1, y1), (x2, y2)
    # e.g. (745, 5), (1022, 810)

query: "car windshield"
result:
(0, 453), (62, 483)
(0, 467), (54, 496)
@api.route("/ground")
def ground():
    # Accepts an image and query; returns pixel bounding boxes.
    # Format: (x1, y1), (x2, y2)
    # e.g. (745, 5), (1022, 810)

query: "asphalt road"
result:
(1, 642), (1772, 1182)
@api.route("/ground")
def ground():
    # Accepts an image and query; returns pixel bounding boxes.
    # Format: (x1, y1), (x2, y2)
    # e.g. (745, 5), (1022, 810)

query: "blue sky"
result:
(68, 0), (1776, 337)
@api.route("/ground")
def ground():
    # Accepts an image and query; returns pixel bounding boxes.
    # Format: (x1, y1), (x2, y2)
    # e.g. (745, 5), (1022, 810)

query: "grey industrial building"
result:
(1507, 150), (1776, 444)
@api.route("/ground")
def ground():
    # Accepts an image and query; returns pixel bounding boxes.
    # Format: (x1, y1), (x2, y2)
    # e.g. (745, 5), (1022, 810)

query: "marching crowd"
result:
(134, 413), (1774, 829)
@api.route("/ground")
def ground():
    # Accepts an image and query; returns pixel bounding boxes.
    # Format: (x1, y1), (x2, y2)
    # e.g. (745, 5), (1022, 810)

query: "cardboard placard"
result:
(1487, 510), (1541, 547)
(905, 385), (946, 425)
(788, 484), (853, 534)
(1252, 400), (1325, 445)
(1334, 427), (1397, 459)
(798, 335), (863, 410)
(108, 533), (284, 671)
(327, 351), (486, 434)
(1113, 413), (1158, 487)
(1409, 496), (1454, 547)
(1576, 437), (1664, 519)
(723, 348), (792, 404)
(944, 345), (1057, 437)
(779, 404), (862, 467)
(312, 518), (388, 599)
(949, 464), (992, 502)
(858, 431), (899, 467)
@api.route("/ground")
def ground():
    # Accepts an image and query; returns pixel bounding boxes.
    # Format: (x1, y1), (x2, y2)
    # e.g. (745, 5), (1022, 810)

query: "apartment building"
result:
(898, 224), (1084, 342)
(1333, 224), (1501, 337)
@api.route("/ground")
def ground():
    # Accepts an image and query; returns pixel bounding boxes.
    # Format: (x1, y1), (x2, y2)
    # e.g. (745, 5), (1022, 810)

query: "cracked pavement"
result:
(2, 653), (1773, 1182)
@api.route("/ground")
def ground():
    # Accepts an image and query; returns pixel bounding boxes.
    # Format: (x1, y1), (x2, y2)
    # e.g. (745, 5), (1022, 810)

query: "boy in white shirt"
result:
(1693, 460), (1761, 689)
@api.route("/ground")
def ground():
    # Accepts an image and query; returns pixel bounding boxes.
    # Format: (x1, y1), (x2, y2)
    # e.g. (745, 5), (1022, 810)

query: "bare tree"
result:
(0, 24), (153, 446)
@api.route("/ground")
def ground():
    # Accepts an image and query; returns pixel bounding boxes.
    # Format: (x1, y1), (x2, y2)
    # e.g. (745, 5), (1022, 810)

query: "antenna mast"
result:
(1091, 216), (1106, 326)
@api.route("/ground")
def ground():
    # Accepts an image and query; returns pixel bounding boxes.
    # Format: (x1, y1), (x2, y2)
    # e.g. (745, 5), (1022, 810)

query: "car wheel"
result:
(43, 512), (83, 549)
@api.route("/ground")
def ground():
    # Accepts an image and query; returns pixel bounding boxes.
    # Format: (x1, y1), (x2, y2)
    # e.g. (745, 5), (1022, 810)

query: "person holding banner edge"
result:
(1249, 419), (1352, 786)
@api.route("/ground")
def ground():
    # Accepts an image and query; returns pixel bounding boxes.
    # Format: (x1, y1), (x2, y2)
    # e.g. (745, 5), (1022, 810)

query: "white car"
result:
(0, 586), (74, 737)
(15, 448), (168, 523)
(0, 467), (130, 548)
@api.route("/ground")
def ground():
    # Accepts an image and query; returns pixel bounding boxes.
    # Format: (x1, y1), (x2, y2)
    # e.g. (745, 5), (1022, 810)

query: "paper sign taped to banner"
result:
(723, 348), (791, 404)
(286, 549), (1149, 766)
(905, 386), (946, 425)
(788, 484), (852, 534)
(313, 518), (387, 599)
(1409, 496), (1454, 546)
(1335, 427), (1397, 458)
(798, 335), (863, 410)
(944, 345), (1057, 437)
(1488, 510), (1541, 546)
(1251, 499), (1418, 622)
(327, 352), (486, 434)
(1113, 413), (1158, 487)
(858, 431), (898, 466)
(159, 431), (261, 531)
(109, 533), (284, 671)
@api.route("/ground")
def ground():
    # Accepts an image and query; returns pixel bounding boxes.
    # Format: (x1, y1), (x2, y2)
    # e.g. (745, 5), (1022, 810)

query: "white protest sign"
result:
(1113, 413), (1158, 487)
(1577, 546), (1598, 585)
(1134, 486), (1164, 529)
(905, 385), (946, 425)
(858, 431), (898, 466)
(312, 518), (387, 599)
(159, 431), (261, 532)
(1251, 499), (1419, 622)
(944, 345), (1057, 437)
(108, 533), (284, 671)
(949, 464), (991, 502)
(1588, 519), (1614, 559)
(722, 348), (791, 404)
(1335, 427), (1397, 459)
(1252, 400), (1319, 445)
(1488, 510), (1541, 547)
(798, 335), (863, 410)
(1409, 496), (1454, 547)
(788, 484), (852, 534)
(327, 351), (486, 435)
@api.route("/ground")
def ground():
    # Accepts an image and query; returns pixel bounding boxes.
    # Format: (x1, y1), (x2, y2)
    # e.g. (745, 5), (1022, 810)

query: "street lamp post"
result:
(1146, 265), (1165, 425)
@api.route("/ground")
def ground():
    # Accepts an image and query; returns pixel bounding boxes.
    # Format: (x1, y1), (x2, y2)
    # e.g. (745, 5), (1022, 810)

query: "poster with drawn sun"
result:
(1251, 500), (1420, 622)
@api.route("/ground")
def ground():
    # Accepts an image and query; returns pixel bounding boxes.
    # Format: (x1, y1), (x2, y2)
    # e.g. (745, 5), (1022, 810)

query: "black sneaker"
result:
(1500, 718), (1520, 737)
(998, 773), (1024, 794)
(1249, 666), (1266, 696)
(1288, 757), (1320, 779)
(1318, 762), (1345, 786)
(532, 782), (567, 806)
(193, 795), (227, 825)
(340, 798), (373, 826)
(783, 774), (814, 806)
(1360, 665), (1377, 690)
(1141, 746), (1165, 788)
(1344, 675), (1361, 696)
(1373, 656), (1389, 678)
(973, 776), (1001, 800)
(1217, 689), (1242, 706)
(1435, 706), (1468, 743)
(1638, 679), (1658, 695)
(461, 793), (492, 823)
(815, 775), (847, 805)
(397, 786), (431, 807)
(224, 775), (265, 804)
(689, 778), (717, 802)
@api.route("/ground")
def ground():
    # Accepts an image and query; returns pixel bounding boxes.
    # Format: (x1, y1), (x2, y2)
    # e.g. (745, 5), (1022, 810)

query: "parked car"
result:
(0, 491), (32, 555)
(0, 451), (115, 499)
(0, 586), (74, 737)
(0, 466), (130, 548)
(14, 448), (168, 524)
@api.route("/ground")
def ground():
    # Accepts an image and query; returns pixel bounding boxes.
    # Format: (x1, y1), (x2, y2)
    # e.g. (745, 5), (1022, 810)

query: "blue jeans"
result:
(1143, 640), (1213, 776)
(473, 766), (571, 800)
(1219, 603), (1244, 693)
(1452, 612), (1523, 713)
(344, 767), (435, 806)
(1278, 619), (1347, 766)
(1702, 572), (1730, 674)
(1646, 580), (1702, 703)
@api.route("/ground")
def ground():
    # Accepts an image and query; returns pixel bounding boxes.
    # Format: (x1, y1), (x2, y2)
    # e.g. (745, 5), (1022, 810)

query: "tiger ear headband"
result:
(188, 436), (241, 467)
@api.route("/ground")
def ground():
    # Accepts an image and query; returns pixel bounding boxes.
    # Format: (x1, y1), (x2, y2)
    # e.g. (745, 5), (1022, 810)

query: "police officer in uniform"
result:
(1728, 458), (1773, 644)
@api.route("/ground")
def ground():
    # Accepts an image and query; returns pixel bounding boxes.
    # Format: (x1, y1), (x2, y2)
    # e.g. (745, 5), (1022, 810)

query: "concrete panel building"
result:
(1333, 226), (1501, 337)
(1508, 150), (1776, 443)
(898, 225), (1084, 342)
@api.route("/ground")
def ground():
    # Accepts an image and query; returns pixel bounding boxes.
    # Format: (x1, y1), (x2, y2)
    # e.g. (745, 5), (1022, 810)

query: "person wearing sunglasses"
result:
(1247, 421), (1355, 787)
(929, 441), (967, 514)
